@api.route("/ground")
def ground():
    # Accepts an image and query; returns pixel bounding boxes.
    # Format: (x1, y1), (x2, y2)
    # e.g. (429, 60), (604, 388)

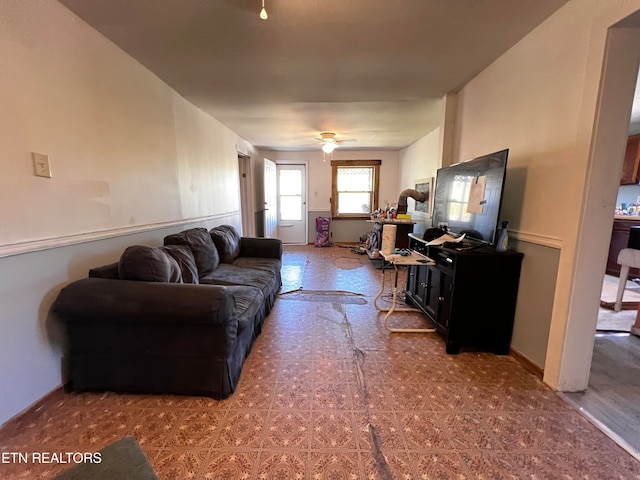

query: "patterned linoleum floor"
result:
(1, 245), (640, 479)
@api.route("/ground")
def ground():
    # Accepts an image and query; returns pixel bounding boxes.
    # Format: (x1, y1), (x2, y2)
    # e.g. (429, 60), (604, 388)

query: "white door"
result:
(277, 164), (307, 244)
(264, 159), (277, 238)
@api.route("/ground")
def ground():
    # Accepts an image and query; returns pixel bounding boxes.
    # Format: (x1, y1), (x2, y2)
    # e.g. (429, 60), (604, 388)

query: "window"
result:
(279, 168), (303, 221)
(331, 160), (381, 218)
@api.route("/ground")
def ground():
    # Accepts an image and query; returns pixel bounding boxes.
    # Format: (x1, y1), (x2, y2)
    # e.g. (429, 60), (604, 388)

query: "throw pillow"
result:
(210, 225), (241, 264)
(163, 227), (220, 276)
(161, 245), (199, 284)
(118, 245), (183, 283)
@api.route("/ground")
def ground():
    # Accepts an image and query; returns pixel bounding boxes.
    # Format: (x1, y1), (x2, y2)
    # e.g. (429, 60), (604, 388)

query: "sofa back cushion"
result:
(210, 225), (241, 264)
(163, 228), (219, 276)
(118, 245), (183, 283)
(161, 245), (199, 284)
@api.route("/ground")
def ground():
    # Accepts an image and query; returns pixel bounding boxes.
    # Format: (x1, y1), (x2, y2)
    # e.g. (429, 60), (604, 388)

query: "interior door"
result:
(276, 164), (307, 244)
(264, 159), (277, 238)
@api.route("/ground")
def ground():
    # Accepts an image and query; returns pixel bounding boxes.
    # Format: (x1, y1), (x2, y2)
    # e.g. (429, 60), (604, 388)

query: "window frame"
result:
(330, 159), (381, 219)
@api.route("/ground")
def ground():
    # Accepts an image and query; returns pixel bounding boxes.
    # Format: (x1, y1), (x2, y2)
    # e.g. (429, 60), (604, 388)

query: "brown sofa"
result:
(53, 225), (282, 399)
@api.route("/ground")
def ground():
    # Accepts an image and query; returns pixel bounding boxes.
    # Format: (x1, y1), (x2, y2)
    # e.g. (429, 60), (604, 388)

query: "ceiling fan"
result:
(314, 132), (357, 153)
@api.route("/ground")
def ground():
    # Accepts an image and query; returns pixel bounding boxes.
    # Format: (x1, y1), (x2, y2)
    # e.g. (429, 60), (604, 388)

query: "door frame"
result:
(545, 14), (640, 391)
(275, 161), (308, 244)
(237, 153), (255, 237)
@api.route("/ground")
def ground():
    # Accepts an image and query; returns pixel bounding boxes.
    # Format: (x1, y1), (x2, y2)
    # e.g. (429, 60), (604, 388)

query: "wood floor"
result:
(563, 333), (640, 459)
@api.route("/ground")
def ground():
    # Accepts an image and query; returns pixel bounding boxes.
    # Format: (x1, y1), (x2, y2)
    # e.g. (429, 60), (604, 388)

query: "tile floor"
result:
(1, 245), (640, 479)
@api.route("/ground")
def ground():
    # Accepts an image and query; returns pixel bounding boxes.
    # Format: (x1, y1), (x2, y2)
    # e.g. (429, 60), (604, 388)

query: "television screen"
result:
(431, 149), (509, 246)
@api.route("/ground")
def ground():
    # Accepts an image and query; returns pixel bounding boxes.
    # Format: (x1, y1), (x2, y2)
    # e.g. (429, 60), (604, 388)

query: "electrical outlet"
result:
(32, 152), (52, 178)
(636, 196), (640, 204)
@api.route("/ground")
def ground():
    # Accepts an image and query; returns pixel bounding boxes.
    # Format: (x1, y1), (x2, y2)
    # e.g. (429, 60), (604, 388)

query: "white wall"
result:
(262, 149), (401, 210)
(397, 128), (441, 234)
(0, 0), (254, 425)
(261, 149), (401, 243)
(452, 0), (640, 385)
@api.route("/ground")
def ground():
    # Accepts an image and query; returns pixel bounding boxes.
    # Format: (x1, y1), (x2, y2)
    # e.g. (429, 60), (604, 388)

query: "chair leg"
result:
(632, 307), (640, 337)
(614, 265), (630, 312)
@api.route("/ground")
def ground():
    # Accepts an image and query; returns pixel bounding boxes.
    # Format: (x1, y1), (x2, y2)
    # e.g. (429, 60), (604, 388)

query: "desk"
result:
(374, 250), (437, 333)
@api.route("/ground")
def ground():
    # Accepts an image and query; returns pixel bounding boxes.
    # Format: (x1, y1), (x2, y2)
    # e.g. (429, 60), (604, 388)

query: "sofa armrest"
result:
(239, 237), (283, 259)
(88, 262), (119, 279)
(54, 277), (236, 326)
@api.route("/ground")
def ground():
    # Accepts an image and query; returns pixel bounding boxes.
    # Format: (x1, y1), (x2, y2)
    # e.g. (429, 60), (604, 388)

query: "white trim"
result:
(0, 212), (240, 259)
(510, 229), (562, 249)
(405, 229), (562, 249)
(274, 158), (310, 166)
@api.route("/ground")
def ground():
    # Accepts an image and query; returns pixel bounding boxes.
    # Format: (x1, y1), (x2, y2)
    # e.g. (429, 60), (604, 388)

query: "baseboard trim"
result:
(510, 346), (544, 379)
(0, 385), (67, 435)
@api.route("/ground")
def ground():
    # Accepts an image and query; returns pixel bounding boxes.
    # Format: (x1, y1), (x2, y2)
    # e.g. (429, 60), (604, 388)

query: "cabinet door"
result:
(424, 266), (443, 325)
(621, 134), (640, 185)
(406, 266), (421, 303)
(438, 271), (453, 330)
(412, 265), (428, 308)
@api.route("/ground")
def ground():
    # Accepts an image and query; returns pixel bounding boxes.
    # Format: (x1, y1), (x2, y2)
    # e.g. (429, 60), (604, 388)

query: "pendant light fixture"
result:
(260, 0), (268, 20)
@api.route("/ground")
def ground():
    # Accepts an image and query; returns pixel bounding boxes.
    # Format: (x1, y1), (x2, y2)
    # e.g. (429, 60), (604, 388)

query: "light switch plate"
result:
(32, 152), (52, 178)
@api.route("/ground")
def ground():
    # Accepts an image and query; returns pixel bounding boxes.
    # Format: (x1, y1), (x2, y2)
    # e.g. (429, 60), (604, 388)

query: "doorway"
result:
(237, 154), (254, 237)
(558, 13), (640, 460)
(546, 16), (640, 390)
(276, 164), (307, 244)
(264, 159), (277, 238)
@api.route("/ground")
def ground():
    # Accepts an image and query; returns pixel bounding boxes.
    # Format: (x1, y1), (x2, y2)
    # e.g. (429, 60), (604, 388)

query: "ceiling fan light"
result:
(322, 142), (336, 153)
(259, 0), (268, 19)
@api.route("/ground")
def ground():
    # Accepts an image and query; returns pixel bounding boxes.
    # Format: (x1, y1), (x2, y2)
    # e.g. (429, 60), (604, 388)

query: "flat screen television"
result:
(431, 149), (509, 246)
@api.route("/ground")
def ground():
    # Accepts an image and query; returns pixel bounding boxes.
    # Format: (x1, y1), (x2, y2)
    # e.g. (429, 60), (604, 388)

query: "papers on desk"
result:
(426, 233), (466, 246)
(383, 250), (435, 265)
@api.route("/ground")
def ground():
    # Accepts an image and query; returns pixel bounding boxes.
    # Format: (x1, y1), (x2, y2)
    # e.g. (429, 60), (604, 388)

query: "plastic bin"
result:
(315, 217), (331, 247)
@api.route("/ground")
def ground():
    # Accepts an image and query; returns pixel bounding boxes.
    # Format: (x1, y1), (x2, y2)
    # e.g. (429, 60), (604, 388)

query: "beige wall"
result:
(0, 1), (251, 252)
(0, 1), (254, 425)
(261, 149), (401, 243)
(397, 128), (441, 234)
(452, 0), (640, 386)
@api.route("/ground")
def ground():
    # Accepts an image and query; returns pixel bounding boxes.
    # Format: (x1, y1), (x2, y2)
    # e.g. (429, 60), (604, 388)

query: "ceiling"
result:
(58, 0), (569, 151)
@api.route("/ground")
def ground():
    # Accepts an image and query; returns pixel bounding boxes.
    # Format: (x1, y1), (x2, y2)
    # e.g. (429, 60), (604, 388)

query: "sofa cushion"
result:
(118, 245), (182, 283)
(200, 264), (278, 303)
(232, 257), (282, 278)
(226, 285), (265, 333)
(164, 228), (219, 276)
(161, 245), (199, 284)
(210, 225), (241, 264)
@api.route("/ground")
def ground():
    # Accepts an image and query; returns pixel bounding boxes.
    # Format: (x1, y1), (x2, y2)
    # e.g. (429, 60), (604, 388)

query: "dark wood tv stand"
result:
(405, 234), (524, 354)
